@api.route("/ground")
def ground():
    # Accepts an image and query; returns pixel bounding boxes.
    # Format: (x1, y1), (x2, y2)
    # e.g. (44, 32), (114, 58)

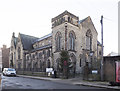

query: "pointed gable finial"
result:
(12, 32), (15, 37)
(64, 10), (68, 13)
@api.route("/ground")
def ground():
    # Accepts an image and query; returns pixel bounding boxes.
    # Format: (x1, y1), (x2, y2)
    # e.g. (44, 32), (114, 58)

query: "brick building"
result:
(0, 45), (10, 71)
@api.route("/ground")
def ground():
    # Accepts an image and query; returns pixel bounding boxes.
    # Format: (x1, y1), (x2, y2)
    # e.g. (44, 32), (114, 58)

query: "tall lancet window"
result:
(86, 29), (92, 51)
(69, 31), (76, 50)
(55, 32), (62, 51)
(18, 47), (21, 59)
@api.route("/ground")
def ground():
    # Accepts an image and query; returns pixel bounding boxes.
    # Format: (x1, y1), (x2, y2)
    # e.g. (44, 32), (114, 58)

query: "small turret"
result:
(12, 32), (15, 37)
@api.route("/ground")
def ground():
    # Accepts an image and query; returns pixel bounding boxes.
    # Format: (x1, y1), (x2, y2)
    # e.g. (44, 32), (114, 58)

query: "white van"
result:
(3, 68), (16, 76)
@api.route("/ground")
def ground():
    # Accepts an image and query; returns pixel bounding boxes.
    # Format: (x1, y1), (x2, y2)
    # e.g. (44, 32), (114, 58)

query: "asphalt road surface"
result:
(1, 75), (103, 90)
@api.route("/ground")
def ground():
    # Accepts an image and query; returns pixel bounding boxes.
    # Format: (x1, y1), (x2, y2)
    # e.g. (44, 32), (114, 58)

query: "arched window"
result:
(39, 60), (42, 71)
(11, 53), (13, 61)
(68, 17), (71, 22)
(86, 29), (92, 51)
(79, 59), (82, 67)
(55, 32), (62, 51)
(47, 59), (50, 68)
(27, 62), (32, 71)
(56, 58), (61, 72)
(34, 62), (37, 68)
(39, 52), (42, 59)
(18, 62), (21, 70)
(47, 50), (50, 57)
(69, 53), (76, 75)
(18, 47), (21, 59)
(69, 31), (76, 50)
(10, 53), (13, 67)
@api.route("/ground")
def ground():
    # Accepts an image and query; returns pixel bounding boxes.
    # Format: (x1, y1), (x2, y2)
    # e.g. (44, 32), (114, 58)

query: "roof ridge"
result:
(19, 33), (39, 39)
(40, 33), (52, 39)
(33, 33), (52, 44)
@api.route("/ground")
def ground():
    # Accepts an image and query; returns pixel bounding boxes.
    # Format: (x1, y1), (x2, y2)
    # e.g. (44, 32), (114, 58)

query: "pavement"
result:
(17, 75), (120, 90)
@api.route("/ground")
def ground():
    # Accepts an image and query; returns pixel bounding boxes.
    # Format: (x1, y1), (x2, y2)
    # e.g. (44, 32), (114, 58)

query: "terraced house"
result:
(9, 11), (102, 77)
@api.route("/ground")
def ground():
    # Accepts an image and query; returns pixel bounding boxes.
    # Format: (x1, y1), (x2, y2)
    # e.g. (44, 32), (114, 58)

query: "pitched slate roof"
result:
(33, 33), (52, 44)
(31, 44), (52, 53)
(79, 16), (98, 35)
(19, 33), (39, 50)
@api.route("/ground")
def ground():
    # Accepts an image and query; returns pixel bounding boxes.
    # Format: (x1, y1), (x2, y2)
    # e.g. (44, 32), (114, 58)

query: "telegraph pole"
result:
(100, 15), (104, 81)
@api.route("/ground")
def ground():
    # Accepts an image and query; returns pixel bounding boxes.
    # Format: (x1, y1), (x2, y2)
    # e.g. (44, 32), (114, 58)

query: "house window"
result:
(55, 32), (62, 51)
(69, 31), (76, 50)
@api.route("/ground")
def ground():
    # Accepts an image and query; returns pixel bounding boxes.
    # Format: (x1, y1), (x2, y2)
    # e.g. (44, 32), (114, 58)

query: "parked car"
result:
(3, 68), (16, 76)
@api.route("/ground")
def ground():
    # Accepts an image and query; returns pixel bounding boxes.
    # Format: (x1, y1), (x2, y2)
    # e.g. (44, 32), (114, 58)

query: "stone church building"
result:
(9, 11), (102, 75)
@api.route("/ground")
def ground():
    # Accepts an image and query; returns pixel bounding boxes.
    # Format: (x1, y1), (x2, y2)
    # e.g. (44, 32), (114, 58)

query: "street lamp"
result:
(100, 15), (104, 81)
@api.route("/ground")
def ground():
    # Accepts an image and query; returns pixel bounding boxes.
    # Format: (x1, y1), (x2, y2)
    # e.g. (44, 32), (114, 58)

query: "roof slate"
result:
(30, 44), (52, 53)
(33, 33), (52, 44)
(20, 33), (39, 50)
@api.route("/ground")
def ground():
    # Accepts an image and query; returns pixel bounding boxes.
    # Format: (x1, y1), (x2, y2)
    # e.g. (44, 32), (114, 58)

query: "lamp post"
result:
(100, 15), (104, 81)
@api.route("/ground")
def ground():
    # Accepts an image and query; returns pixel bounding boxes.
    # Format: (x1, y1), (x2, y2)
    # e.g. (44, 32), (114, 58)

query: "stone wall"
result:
(103, 56), (120, 81)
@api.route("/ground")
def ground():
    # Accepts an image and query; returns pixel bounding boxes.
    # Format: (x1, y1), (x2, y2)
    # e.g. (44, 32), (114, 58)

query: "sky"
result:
(0, 0), (119, 56)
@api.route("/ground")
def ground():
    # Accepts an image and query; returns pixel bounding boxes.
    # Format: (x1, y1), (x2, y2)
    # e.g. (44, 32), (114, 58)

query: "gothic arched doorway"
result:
(69, 53), (76, 77)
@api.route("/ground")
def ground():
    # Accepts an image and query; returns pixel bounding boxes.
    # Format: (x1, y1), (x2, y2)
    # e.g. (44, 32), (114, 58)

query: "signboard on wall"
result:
(92, 70), (98, 74)
(46, 68), (53, 73)
(116, 61), (120, 82)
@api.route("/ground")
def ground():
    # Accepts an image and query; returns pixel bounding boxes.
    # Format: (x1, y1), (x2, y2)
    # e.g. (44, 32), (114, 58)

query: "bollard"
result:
(0, 73), (1, 90)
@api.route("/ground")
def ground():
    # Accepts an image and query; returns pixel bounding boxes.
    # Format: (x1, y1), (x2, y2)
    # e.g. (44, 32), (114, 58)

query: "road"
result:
(1, 75), (103, 90)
